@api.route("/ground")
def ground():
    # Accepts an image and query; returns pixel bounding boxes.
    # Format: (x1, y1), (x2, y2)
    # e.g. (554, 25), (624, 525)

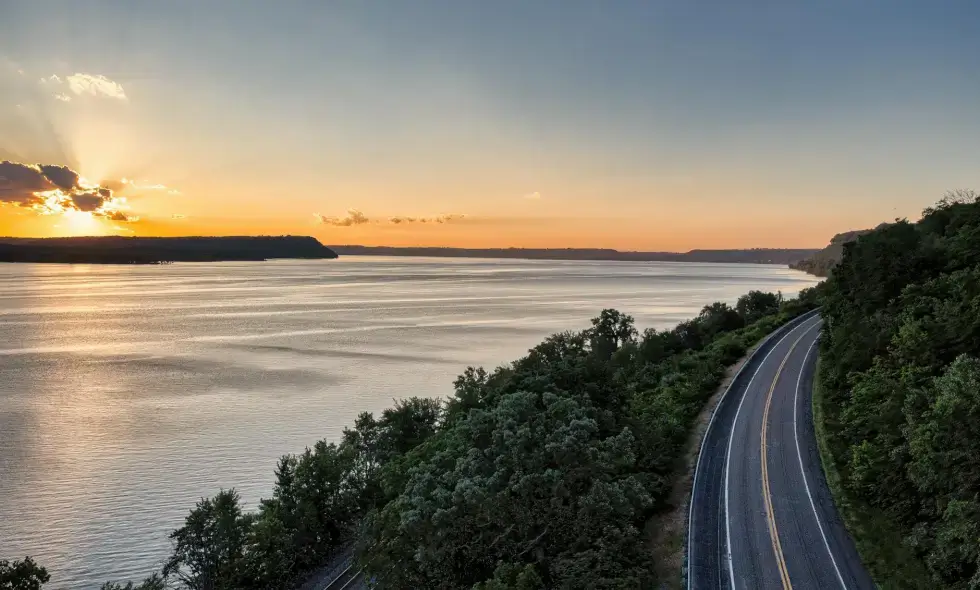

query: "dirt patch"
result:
(646, 341), (764, 589)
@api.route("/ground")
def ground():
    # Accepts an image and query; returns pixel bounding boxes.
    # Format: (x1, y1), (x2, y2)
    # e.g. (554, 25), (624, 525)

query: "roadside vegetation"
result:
(817, 190), (980, 589)
(6, 289), (817, 589)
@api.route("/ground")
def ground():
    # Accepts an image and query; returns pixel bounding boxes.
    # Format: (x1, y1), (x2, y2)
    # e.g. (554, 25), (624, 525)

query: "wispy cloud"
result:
(315, 209), (468, 227)
(523, 191), (541, 200)
(120, 177), (173, 192)
(388, 214), (466, 224)
(315, 209), (370, 226)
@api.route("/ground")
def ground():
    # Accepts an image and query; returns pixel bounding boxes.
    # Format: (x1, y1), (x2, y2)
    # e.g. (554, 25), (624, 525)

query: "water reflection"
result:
(0, 257), (818, 588)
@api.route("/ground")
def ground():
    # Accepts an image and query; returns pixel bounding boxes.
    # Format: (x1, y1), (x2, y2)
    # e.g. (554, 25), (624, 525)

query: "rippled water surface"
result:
(0, 256), (818, 588)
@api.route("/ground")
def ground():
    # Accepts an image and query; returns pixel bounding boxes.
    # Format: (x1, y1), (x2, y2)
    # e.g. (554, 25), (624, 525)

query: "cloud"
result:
(67, 73), (127, 100)
(120, 177), (176, 192)
(40, 72), (127, 101)
(0, 160), (139, 221)
(315, 209), (370, 226)
(314, 209), (468, 227)
(389, 214), (466, 224)
(38, 164), (79, 191)
(524, 191), (541, 200)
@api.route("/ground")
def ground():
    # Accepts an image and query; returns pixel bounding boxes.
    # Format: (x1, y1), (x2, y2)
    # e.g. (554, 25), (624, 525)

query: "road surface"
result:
(299, 548), (367, 590)
(688, 313), (876, 589)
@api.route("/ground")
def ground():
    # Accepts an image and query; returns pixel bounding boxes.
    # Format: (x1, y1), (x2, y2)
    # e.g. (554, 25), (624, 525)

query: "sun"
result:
(59, 209), (107, 236)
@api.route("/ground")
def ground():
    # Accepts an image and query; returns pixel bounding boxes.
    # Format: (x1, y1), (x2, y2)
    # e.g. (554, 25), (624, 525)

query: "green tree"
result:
(816, 192), (980, 588)
(163, 489), (252, 590)
(586, 309), (637, 360)
(735, 290), (782, 323)
(99, 575), (166, 590)
(473, 563), (545, 589)
(909, 355), (980, 495)
(0, 558), (49, 590)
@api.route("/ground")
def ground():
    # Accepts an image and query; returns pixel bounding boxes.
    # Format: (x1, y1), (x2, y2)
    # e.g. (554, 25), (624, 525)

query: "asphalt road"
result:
(689, 313), (876, 590)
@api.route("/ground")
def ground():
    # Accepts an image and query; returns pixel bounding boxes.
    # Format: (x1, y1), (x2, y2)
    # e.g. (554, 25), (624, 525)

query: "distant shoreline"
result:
(0, 237), (818, 266)
(328, 245), (818, 265)
(0, 236), (338, 264)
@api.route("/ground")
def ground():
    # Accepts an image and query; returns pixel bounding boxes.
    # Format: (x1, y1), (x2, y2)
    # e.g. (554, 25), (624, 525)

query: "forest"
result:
(817, 190), (980, 588)
(4, 288), (816, 589)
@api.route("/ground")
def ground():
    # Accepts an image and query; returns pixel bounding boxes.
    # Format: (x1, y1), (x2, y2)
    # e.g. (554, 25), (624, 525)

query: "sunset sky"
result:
(1, 1), (978, 250)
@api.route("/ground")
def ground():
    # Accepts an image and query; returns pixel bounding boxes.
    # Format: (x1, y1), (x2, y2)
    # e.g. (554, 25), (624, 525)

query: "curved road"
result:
(689, 313), (876, 590)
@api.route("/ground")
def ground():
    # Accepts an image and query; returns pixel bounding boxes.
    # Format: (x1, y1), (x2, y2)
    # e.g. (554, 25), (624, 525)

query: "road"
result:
(688, 313), (876, 589)
(298, 549), (367, 590)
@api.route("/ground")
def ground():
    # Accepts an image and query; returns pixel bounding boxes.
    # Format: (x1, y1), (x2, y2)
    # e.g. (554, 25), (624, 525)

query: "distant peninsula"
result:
(0, 236), (338, 264)
(328, 245), (818, 265)
(788, 228), (878, 276)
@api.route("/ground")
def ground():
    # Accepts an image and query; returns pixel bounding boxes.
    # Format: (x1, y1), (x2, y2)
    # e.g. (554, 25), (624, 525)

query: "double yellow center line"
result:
(760, 324), (818, 590)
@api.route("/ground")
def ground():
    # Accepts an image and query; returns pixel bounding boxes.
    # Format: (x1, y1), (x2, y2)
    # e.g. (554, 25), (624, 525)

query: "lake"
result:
(0, 256), (818, 588)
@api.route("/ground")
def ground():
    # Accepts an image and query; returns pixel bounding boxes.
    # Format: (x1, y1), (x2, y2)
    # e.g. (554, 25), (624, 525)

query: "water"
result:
(0, 256), (818, 588)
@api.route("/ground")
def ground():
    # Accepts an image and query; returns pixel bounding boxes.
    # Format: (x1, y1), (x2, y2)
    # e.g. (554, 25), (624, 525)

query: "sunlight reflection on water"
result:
(0, 256), (818, 588)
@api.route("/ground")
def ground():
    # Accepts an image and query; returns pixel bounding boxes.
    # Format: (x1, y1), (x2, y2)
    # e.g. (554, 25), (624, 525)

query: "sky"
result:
(0, 1), (978, 250)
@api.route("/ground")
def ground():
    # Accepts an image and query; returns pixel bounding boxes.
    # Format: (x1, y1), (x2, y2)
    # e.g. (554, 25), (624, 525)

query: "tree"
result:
(697, 302), (744, 337)
(163, 489), (252, 590)
(0, 558), (49, 590)
(909, 356), (980, 509)
(362, 389), (653, 588)
(735, 290), (782, 323)
(816, 192), (980, 588)
(99, 575), (166, 590)
(473, 563), (545, 589)
(586, 309), (637, 359)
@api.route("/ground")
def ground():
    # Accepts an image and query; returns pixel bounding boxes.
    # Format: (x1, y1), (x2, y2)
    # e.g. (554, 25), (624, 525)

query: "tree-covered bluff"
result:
(817, 191), (980, 588)
(6, 289), (817, 589)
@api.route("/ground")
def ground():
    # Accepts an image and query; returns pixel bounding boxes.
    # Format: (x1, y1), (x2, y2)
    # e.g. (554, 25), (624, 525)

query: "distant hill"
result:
(0, 236), (338, 264)
(328, 245), (818, 265)
(788, 228), (877, 276)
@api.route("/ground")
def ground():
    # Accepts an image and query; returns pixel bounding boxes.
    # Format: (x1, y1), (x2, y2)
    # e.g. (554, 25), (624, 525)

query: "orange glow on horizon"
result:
(0, 208), (843, 251)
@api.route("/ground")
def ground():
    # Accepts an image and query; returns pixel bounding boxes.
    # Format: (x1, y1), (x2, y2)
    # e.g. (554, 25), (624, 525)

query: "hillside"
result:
(329, 245), (818, 265)
(0, 236), (338, 264)
(817, 192), (980, 588)
(788, 228), (874, 276)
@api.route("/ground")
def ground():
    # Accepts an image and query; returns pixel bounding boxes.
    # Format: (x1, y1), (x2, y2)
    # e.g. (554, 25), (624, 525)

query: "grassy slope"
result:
(811, 358), (932, 590)
(649, 337), (768, 589)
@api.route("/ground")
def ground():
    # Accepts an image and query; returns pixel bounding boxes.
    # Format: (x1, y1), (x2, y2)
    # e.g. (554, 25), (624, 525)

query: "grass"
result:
(811, 359), (933, 590)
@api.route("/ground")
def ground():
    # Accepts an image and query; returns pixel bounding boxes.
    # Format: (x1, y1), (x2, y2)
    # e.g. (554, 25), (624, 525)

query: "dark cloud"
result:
(38, 164), (79, 191)
(106, 210), (138, 222)
(0, 160), (138, 221)
(0, 160), (56, 204)
(70, 191), (105, 212)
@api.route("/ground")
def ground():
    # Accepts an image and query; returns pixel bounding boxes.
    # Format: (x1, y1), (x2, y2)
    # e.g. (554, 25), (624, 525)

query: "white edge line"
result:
(723, 315), (819, 589)
(338, 570), (363, 590)
(322, 565), (351, 590)
(794, 328), (849, 589)
(686, 309), (818, 590)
